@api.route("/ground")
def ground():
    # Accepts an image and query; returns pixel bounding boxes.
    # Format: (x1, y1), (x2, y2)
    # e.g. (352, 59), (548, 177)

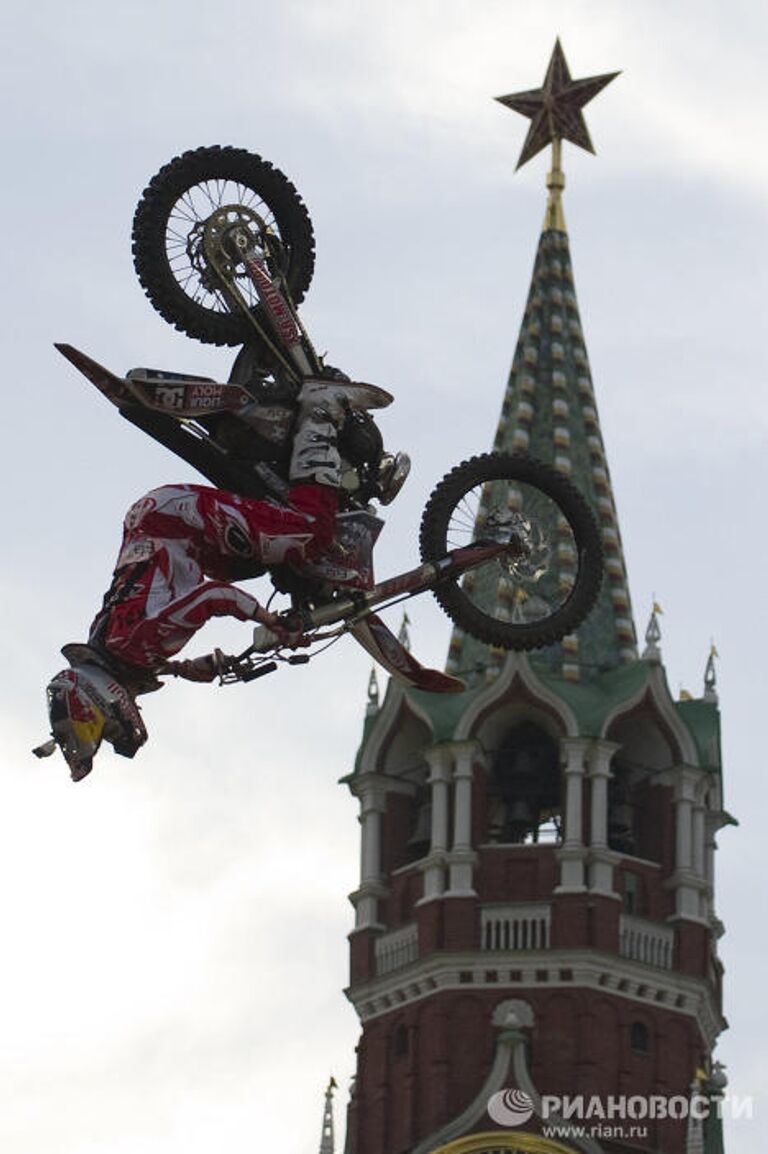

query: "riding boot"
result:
(289, 378), (392, 487)
(296, 377), (393, 421)
(289, 407), (343, 487)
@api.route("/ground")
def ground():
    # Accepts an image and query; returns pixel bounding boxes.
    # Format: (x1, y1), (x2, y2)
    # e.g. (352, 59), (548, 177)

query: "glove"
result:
(162, 652), (232, 682)
(252, 605), (310, 650)
(271, 619), (311, 650)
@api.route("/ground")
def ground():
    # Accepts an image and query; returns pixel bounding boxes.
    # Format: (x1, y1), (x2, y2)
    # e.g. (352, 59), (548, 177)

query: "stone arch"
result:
(357, 682), (435, 776)
(452, 658), (575, 848)
(604, 685), (695, 863)
(356, 687), (435, 876)
(380, 705), (433, 779)
(602, 667), (699, 767)
(454, 654), (577, 747)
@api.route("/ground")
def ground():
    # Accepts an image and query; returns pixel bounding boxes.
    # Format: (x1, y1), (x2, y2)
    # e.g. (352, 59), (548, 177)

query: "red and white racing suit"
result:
(88, 483), (336, 670)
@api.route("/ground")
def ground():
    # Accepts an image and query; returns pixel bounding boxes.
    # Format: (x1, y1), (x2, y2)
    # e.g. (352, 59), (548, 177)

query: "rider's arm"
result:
(156, 594), (304, 682)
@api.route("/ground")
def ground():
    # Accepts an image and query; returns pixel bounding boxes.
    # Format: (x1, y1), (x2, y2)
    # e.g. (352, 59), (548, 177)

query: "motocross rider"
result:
(35, 377), (393, 782)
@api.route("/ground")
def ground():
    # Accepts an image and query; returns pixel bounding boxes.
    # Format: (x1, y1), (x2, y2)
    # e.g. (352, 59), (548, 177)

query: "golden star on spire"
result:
(496, 39), (619, 170)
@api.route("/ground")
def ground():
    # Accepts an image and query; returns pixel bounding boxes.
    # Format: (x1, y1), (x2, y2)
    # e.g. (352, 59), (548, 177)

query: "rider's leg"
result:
(101, 576), (265, 668)
(87, 380), (393, 670)
(90, 482), (333, 671)
(194, 379), (390, 567)
(192, 483), (338, 570)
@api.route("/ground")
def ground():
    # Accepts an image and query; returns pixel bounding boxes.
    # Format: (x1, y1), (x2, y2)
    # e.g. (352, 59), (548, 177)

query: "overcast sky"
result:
(2, 1), (766, 1151)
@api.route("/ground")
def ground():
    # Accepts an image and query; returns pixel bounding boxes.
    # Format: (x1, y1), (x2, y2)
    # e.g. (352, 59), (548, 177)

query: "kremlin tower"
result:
(339, 42), (731, 1154)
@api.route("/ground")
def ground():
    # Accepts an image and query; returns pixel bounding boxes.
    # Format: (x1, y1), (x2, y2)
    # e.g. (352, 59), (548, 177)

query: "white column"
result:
(676, 787), (694, 872)
(703, 810), (729, 935)
(704, 815), (717, 889)
(353, 779), (387, 929)
(555, 737), (589, 893)
(452, 742), (474, 850)
(669, 767), (707, 922)
(447, 741), (480, 896)
(430, 750), (452, 853)
(692, 807), (705, 874)
(418, 745), (452, 903)
(361, 798), (381, 880)
(692, 800), (706, 917)
(589, 741), (617, 848)
(587, 740), (621, 897)
(703, 812), (718, 922)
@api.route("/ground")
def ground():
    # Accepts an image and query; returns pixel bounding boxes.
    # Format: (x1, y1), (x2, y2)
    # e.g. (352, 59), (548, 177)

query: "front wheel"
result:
(419, 453), (604, 651)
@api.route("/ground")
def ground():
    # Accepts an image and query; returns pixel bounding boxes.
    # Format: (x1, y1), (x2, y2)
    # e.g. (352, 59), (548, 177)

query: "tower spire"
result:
(544, 136), (567, 233)
(448, 43), (635, 684)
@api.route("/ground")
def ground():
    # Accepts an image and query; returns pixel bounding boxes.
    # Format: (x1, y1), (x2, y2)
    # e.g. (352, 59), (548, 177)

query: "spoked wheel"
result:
(132, 145), (315, 347)
(419, 453), (604, 651)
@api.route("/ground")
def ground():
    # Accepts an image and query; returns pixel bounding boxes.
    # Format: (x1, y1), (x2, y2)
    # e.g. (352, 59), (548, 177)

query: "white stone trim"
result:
(619, 913), (675, 969)
(600, 664), (700, 766)
(481, 902), (552, 950)
(347, 774), (394, 928)
(449, 741), (479, 895)
(587, 847), (623, 900)
(374, 922), (419, 976)
(425, 745), (453, 853)
(444, 849), (478, 897)
(656, 766), (712, 921)
(354, 681), (435, 775)
(348, 878), (389, 932)
(562, 737), (590, 847)
(346, 947), (725, 1047)
(416, 850), (448, 904)
(453, 652), (579, 743)
(588, 740), (620, 849)
(420, 745), (454, 901)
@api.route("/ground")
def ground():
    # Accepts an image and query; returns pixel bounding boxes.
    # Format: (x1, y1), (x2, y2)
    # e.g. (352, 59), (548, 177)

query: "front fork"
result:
(203, 217), (319, 384)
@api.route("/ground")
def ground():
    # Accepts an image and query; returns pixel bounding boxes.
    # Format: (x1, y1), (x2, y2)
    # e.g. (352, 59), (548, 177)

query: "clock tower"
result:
(341, 43), (731, 1154)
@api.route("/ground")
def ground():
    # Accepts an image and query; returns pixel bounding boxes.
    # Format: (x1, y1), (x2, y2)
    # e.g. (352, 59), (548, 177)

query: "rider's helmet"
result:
(45, 665), (147, 781)
(337, 409), (411, 506)
(337, 409), (384, 468)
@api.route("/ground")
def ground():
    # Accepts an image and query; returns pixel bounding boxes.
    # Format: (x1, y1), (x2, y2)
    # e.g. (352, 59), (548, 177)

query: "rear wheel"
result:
(419, 453), (603, 651)
(132, 145), (315, 347)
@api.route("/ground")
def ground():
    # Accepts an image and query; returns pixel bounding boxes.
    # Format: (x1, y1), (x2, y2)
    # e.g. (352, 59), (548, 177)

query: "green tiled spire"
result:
(446, 46), (636, 686)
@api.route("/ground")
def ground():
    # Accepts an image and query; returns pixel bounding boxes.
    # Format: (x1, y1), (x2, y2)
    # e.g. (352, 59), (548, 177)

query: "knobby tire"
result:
(419, 453), (604, 651)
(132, 145), (315, 347)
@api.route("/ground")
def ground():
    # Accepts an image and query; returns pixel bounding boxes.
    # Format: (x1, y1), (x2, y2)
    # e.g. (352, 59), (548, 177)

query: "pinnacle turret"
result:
(704, 643), (719, 703)
(642, 601), (664, 662)
(365, 668), (379, 716)
(318, 1076), (337, 1154)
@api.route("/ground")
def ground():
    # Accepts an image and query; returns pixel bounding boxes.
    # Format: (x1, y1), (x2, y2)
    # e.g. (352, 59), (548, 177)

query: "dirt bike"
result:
(57, 146), (604, 693)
